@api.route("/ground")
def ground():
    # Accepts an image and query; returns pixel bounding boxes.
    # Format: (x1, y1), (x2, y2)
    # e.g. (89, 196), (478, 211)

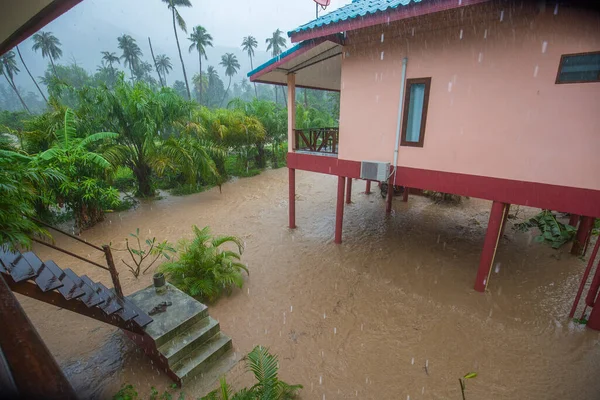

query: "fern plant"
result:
(201, 346), (302, 400)
(160, 225), (247, 302)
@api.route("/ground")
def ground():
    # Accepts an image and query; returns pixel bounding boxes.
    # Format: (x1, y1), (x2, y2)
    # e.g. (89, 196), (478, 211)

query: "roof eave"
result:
(289, 0), (492, 43)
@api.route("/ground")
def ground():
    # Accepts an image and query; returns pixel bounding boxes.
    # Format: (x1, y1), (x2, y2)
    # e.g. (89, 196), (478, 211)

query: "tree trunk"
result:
(198, 53), (203, 104)
(148, 37), (164, 87)
(3, 73), (31, 113)
(171, 4), (191, 100)
(220, 76), (232, 107)
(49, 57), (59, 80)
(256, 142), (266, 168)
(250, 55), (257, 98)
(132, 163), (154, 197)
(16, 46), (48, 104)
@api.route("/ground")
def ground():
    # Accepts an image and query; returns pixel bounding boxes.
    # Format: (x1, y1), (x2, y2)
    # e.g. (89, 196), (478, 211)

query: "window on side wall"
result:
(401, 77), (431, 147)
(556, 51), (600, 84)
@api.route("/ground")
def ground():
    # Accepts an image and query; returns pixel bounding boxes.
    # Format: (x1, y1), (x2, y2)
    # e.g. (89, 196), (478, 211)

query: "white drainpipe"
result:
(391, 57), (408, 179)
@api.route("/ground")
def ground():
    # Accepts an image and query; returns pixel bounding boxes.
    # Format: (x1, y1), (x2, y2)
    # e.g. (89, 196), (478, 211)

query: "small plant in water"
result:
(160, 225), (247, 302)
(120, 228), (176, 278)
(459, 372), (477, 400)
(513, 210), (576, 249)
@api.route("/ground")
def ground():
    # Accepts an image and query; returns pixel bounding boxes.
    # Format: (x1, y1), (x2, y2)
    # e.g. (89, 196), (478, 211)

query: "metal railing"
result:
(30, 218), (124, 298)
(294, 127), (339, 155)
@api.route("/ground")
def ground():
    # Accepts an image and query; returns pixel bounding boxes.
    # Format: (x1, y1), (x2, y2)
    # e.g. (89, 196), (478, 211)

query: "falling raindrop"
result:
(458, 0), (462, 4)
(448, 82), (453, 92)
(290, 305), (293, 312)
(542, 41), (548, 53)
(323, 313), (326, 319)
(411, 357), (414, 365)
(407, 396), (410, 400)
(554, 3), (559, 14)
(495, 262), (501, 273)
(322, 395), (325, 400)
(500, 10), (504, 21)
(478, 52), (483, 63)
(319, 375), (323, 384)
(412, 27), (415, 36)
(334, 327), (337, 334)
(380, 51), (385, 60)
(283, 312), (286, 324)
(533, 65), (539, 77)
(247, 288), (250, 295)
(459, 29), (463, 39)
(484, 29), (488, 39)
(381, 33), (385, 42)
(422, 387), (425, 394)
(360, 323), (364, 331)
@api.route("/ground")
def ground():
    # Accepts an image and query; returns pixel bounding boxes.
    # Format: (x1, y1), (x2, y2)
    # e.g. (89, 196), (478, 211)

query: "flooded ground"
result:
(21, 168), (600, 399)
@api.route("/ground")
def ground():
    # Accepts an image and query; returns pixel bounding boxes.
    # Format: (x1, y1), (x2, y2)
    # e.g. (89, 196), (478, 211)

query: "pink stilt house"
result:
(249, 0), (599, 292)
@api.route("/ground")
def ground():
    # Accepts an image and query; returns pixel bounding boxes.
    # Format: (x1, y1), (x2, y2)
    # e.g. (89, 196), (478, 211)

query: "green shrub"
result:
(514, 210), (576, 249)
(160, 226), (247, 302)
(113, 167), (136, 192)
(170, 183), (208, 196)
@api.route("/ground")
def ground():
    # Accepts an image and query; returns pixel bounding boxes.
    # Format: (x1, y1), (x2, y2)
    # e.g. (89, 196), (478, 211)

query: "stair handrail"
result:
(28, 217), (124, 298)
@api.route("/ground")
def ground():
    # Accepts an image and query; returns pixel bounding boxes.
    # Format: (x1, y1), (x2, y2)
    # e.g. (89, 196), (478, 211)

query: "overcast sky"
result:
(9, 0), (350, 95)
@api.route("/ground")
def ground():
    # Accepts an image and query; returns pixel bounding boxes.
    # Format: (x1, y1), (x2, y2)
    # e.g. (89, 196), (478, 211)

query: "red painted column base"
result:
(346, 177), (352, 204)
(289, 168), (296, 229)
(571, 216), (594, 257)
(386, 177), (393, 213)
(402, 187), (409, 202)
(365, 180), (371, 194)
(335, 176), (345, 244)
(474, 201), (507, 292)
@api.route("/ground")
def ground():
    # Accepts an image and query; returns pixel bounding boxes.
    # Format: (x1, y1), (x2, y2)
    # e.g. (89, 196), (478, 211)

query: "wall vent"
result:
(360, 161), (390, 182)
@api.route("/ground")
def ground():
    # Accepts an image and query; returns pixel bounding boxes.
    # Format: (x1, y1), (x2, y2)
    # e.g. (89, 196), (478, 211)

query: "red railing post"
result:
(103, 245), (124, 298)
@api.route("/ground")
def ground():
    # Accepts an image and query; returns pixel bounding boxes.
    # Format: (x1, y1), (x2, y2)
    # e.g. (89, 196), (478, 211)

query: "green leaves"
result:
(463, 372), (478, 379)
(514, 210), (577, 249)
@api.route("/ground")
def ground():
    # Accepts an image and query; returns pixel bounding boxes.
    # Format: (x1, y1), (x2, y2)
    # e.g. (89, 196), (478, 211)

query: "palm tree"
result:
(219, 53), (240, 107)
(101, 51), (120, 77)
(266, 29), (287, 104)
(16, 45), (48, 104)
(241, 35), (258, 97)
(188, 25), (213, 104)
(31, 31), (63, 79)
(0, 51), (31, 113)
(155, 54), (173, 86)
(117, 35), (143, 82)
(161, 0), (192, 100)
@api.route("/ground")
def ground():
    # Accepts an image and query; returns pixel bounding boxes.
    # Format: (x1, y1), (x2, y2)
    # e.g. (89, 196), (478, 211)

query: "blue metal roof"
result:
(247, 41), (307, 78)
(289, 0), (424, 36)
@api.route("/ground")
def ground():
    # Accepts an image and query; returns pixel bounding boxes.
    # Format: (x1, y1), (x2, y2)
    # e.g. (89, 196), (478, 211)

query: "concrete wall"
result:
(338, 1), (600, 190)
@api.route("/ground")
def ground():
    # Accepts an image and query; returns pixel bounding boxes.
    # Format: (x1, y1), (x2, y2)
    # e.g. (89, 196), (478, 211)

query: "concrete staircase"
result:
(126, 283), (235, 386)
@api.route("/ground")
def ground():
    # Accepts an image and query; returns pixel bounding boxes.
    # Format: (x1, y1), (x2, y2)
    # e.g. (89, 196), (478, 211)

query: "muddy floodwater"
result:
(22, 168), (600, 399)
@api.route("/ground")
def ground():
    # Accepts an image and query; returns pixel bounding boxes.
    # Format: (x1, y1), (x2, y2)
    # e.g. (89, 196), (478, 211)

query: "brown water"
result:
(20, 168), (600, 399)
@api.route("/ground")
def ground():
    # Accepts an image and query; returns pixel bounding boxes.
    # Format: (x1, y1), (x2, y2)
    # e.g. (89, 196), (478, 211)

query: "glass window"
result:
(556, 52), (600, 84)
(401, 78), (431, 147)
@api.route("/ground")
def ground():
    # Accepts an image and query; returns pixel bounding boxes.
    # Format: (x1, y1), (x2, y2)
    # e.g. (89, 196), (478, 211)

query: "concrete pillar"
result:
(335, 176), (345, 244)
(569, 214), (580, 228)
(386, 177), (394, 213)
(365, 180), (371, 194)
(287, 74), (296, 152)
(402, 187), (409, 202)
(289, 168), (296, 229)
(346, 178), (352, 204)
(474, 201), (508, 292)
(571, 216), (594, 257)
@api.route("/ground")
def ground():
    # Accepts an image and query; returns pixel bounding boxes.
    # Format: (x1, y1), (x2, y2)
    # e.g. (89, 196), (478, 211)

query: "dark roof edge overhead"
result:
(288, 0), (492, 43)
(0, 0), (83, 56)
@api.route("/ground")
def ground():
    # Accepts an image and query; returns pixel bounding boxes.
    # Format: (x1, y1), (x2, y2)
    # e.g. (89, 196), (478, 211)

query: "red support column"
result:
(346, 178), (353, 204)
(569, 214), (580, 228)
(474, 201), (507, 292)
(585, 257), (600, 331)
(402, 187), (409, 202)
(385, 177), (393, 213)
(365, 180), (371, 195)
(289, 168), (296, 229)
(335, 176), (345, 244)
(571, 216), (594, 257)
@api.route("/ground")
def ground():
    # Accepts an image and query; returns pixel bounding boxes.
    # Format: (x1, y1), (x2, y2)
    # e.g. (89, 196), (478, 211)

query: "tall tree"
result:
(188, 25), (213, 104)
(219, 53), (240, 107)
(155, 54), (173, 86)
(266, 29), (287, 104)
(117, 34), (143, 82)
(161, 0), (192, 100)
(241, 35), (258, 97)
(16, 46), (48, 104)
(101, 51), (120, 75)
(147, 37), (164, 87)
(31, 31), (63, 79)
(0, 52), (31, 113)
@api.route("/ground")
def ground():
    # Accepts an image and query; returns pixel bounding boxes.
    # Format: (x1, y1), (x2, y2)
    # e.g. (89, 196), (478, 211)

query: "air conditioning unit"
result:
(360, 161), (390, 182)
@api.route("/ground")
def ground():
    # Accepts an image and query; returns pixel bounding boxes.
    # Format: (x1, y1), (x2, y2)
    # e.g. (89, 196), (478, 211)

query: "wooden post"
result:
(335, 176), (345, 244)
(289, 168), (296, 229)
(365, 180), (371, 194)
(287, 73), (296, 152)
(571, 216), (594, 257)
(0, 275), (77, 399)
(569, 214), (580, 228)
(402, 187), (409, 202)
(345, 178), (352, 204)
(499, 204), (511, 237)
(103, 245), (124, 298)
(474, 201), (507, 292)
(386, 177), (394, 213)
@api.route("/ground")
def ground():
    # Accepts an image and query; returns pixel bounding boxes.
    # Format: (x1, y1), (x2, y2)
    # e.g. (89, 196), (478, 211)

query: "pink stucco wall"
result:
(338, 2), (600, 190)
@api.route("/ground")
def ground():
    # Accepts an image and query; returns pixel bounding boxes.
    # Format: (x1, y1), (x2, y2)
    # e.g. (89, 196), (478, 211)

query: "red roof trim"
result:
(290, 0), (492, 43)
(0, 0), (83, 56)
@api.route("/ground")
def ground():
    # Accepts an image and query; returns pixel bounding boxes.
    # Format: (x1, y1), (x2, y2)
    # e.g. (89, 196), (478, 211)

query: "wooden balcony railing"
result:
(294, 127), (339, 155)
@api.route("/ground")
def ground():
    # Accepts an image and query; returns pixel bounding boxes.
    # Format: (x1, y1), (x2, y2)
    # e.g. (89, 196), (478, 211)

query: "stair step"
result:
(0, 250), (37, 282)
(63, 269), (104, 307)
(122, 297), (153, 328)
(172, 333), (233, 382)
(159, 317), (221, 366)
(21, 252), (63, 292)
(81, 277), (122, 315)
(43, 261), (85, 300)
